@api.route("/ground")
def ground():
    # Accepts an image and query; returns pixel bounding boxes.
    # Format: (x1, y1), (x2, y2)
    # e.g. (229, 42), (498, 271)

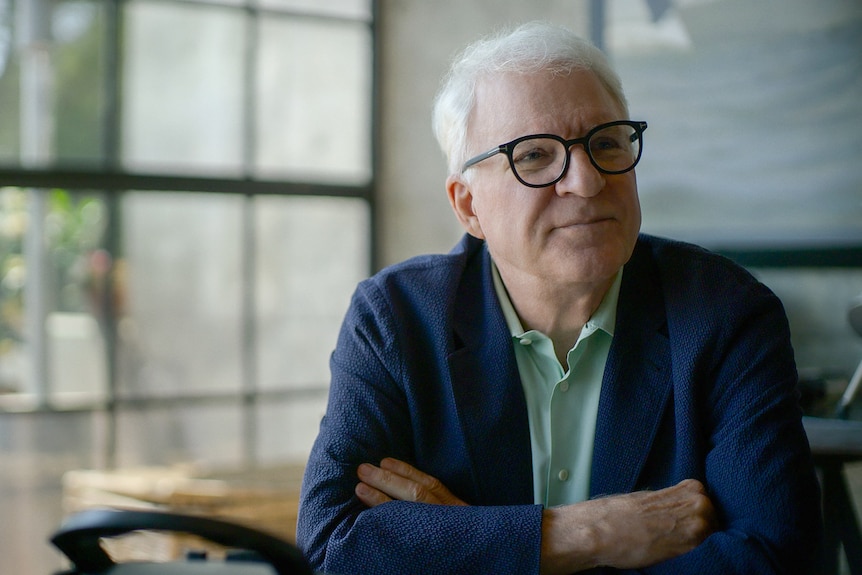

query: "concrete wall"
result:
(375, 0), (591, 267)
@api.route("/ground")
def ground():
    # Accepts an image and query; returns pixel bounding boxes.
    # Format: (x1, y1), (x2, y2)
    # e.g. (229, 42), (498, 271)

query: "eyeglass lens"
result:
(510, 123), (641, 186)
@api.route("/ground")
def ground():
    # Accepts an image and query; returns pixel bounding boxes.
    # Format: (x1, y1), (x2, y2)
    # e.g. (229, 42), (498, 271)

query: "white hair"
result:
(431, 21), (629, 176)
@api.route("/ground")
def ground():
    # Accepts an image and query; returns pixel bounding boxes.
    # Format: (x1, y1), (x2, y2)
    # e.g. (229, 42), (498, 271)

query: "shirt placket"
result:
(546, 326), (597, 506)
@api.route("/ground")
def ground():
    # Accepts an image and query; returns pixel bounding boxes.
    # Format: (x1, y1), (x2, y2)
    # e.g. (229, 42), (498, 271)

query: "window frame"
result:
(0, 0), (379, 468)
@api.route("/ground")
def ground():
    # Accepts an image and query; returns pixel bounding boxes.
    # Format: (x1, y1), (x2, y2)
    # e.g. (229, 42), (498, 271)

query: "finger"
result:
(355, 481), (392, 507)
(684, 482), (719, 536)
(357, 462), (424, 502)
(379, 458), (442, 489)
(674, 478), (706, 495)
(357, 460), (466, 505)
(671, 479), (718, 532)
(649, 480), (718, 547)
(379, 458), (467, 505)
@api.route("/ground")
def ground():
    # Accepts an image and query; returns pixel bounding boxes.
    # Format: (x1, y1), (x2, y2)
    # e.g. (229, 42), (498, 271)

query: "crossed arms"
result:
(296, 240), (822, 574)
(356, 457), (717, 573)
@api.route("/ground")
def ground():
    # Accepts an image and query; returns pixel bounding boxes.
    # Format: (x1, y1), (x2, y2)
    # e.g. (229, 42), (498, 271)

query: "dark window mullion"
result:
(101, 0), (124, 470)
(240, 2), (259, 466)
(0, 168), (372, 198)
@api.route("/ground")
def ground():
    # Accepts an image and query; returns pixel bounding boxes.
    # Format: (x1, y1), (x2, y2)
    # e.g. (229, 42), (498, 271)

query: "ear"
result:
(446, 174), (485, 239)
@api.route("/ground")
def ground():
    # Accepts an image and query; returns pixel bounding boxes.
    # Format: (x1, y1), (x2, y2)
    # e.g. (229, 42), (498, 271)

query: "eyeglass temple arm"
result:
(628, 122), (648, 143)
(462, 147), (503, 172)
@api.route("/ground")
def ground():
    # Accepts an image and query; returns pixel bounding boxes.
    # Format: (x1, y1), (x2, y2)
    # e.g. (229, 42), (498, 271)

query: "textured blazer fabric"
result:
(296, 233), (822, 575)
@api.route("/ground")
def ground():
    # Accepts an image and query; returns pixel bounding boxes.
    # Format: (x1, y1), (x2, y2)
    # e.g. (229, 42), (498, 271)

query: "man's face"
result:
(448, 69), (642, 289)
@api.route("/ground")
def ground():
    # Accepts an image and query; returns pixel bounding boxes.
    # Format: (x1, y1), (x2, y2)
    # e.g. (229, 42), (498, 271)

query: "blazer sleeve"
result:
(295, 279), (544, 575)
(643, 256), (822, 574)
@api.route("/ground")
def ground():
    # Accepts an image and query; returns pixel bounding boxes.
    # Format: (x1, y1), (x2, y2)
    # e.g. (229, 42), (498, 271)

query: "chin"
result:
(558, 241), (632, 280)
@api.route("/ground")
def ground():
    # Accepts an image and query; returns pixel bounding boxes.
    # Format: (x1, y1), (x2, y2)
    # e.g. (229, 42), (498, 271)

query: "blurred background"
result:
(0, 0), (860, 572)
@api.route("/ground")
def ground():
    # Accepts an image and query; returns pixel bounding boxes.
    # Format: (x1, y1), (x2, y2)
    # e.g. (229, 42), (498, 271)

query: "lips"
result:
(556, 216), (613, 228)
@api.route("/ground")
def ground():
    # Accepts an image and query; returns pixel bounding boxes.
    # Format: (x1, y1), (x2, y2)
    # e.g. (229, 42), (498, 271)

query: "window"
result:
(604, 0), (862, 249)
(0, 1), (374, 572)
(602, 0), (862, 399)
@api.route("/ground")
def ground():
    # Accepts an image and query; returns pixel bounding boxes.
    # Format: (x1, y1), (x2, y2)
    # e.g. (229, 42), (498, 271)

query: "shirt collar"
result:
(491, 260), (622, 339)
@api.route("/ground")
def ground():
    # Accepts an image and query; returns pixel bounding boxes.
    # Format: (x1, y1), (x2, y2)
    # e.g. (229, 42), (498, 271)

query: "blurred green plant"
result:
(0, 187), (26, 352)
(46, 188), (106, 311)
(0, 187), (105, 391)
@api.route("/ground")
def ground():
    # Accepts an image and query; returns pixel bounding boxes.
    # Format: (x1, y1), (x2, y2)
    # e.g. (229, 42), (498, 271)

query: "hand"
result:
(541, 479), (718, 574)
(355, 459), (715, 574)
(355, 457), (468, 507)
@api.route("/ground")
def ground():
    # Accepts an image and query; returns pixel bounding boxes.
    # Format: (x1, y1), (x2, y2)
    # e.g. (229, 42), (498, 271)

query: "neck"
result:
(498, 266), (616, 365)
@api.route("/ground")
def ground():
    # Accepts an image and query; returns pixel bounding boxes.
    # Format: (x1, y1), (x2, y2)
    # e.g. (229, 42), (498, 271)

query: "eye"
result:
(511, 138), (561, 169)
(589, 125), (636, 158)
(590, 135), (625, 152)
(515, 147), (550, 163)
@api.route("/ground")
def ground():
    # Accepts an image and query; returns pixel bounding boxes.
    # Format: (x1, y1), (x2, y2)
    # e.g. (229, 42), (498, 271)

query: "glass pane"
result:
(255, 18), (372, 184)
(115, 404), (243, 467)
(0, 188), (108, 400)
(54, 0), (105, 165)
(257, 394), (328, 464)
(0, 187), (26, 393)
(122, 1), (245, 175)
(0, 0), (18, 164)
(608, 0), (862, 246)
(0, 1), (105, 167)
(259, 0), (372, 20)
(46, 189), (110, 400)
(255, 196), (370, 389)
(119, 192), (243, 395)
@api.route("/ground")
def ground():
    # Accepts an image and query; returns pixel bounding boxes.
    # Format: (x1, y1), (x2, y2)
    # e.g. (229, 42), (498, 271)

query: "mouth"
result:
(556, 216), (614, 229)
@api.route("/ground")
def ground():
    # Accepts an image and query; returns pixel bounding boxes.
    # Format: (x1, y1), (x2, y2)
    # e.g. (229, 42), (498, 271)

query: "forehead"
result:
(469, 69), (624, 144)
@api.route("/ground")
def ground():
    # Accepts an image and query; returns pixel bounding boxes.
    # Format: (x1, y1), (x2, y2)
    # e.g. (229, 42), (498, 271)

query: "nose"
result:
(554, 145), (605, 198)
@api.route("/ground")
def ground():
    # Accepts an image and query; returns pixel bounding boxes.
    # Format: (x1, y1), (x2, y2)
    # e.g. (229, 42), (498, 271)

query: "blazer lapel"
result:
(447, 243), (534, 505)
(591, 240), (673, 498)
(442, 237), (673, 503)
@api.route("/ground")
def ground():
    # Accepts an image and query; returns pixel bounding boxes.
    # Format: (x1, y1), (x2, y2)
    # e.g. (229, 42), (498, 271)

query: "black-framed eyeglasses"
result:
(461, 120), (648, 188)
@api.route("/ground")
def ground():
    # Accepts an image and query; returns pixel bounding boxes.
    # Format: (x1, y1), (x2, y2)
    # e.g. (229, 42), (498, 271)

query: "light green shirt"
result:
(491, 263), (621, 506)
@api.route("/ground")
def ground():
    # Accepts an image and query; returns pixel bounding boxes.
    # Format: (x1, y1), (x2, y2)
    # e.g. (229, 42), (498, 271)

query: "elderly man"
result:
(297, 21), (821, 574)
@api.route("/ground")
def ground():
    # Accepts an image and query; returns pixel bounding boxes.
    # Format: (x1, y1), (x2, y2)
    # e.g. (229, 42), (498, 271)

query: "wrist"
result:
(540, 506), (602, 575)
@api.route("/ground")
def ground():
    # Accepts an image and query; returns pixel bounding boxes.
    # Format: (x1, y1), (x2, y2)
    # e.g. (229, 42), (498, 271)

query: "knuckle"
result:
(379, 468), (394, 484)
(383, 457), (405, 475)
(679, 478), (703, 492)
(425, 475), (444, 492)
(408, 483), (426, 502)
(690, 493), (716, 521)
(693, 493), (713, 513)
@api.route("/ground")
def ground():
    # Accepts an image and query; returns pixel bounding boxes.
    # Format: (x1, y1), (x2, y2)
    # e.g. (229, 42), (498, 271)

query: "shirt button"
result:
(558, 469), (570, 482)
(559, 381), (570, 393)
(519, 337), (532, 346)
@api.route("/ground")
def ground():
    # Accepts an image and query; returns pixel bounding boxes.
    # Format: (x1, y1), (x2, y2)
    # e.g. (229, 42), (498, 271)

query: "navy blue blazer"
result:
(297, 233), (822, 574)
